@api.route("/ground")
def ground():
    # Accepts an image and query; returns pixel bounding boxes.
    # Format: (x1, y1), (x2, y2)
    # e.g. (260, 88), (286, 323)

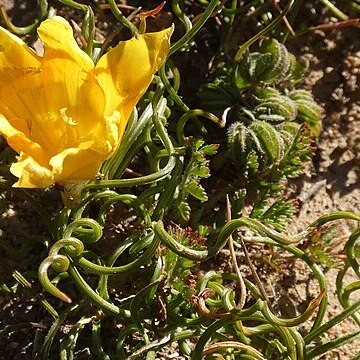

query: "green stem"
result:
(221, 0), (261, 15)
(126, 334), (172, 360)
(84, 97), (176, 191)
(167, 59), (181, 91)
(107, 0), (138, 36)
(104, 99), (167, 180)
(0, 1), (44, 35)
(83, 6), (95, 58)
(92, 320), (111, 360)
(96, 194), (151, 227)
(39, 305), (79, 359)
(130, 275), (166, 334)
(319, 0), (349, 20)
(176, 109), (225, 145)
(101, 109), (138, 178)
(296, 212), (360, 241)
(68, 264), (125, 315)
(75, 234), (160, 274)
(202, 341), (266, 359)
(306, 330), (360, 358)
(172, 0), (192, 32)
(241, 237), (328, 330)
(58, 0), (87, 11)
(153, 220), (208, 260)
(63, 219), (103, 244)
(159, 66), (190, 112)
(38, 255), (72, 303)
(39, 0), (48, 16)
(345, 227), (360, 277)
(336, 263), (360, 326)
(235, 0), (295, 61)
(84, 155), (176, 190)
(72, 189), (118, 219)
(169, 0), (219, 56)
(38, 237), (84, 303)
(288, 328), (305, 360)
(152, 159), (183, 221)
(261, 290), (325, 327)
(304, 300), (360, 343)
(192, 315), (295, 360)
(59, 316), (92, 359)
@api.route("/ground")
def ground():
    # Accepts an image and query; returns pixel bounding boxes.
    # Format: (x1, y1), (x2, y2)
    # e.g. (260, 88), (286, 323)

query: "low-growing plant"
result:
(0, 1), (359, 359)
(198, 36), (322, 231)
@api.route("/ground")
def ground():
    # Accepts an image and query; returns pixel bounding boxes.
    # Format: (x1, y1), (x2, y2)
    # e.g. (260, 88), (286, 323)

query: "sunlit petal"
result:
(50, 147), (104, 182)
(95, 26), (173, 122)
(0, 25), (43, 136)
(11, 153), (54, 188)
(0, 115), (48, 166)
(37, 17), (106, 152)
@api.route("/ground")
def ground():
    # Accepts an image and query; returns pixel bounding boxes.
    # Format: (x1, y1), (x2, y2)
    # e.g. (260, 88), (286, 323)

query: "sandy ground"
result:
(0, 1), (359, 359)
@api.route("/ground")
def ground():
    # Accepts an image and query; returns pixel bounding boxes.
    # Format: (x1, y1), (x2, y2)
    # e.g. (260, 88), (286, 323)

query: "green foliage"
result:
(198, 38), (322, 231)
(224, 90), (318, 180)
(227, 118), (285, 170)
(279, 124), (314, 178)
(289, 89), (323, 136)
(175, 139), (218, 221)
(0, 1), (359, 360)
(197, 78), (240, 115)
(235, 38), (307, 88)
(306, 225), (341, 268)
(255, 90), (298, 122)
(251, 195), (297, 232)
(164, 226), (206, 296)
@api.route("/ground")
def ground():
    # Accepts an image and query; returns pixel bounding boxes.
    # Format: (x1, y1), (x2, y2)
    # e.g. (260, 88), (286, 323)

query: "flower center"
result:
(60, 107), (77, 126)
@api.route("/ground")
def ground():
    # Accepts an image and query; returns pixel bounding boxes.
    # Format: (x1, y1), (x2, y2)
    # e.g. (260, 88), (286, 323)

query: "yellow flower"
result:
(0, 16), (172, 188)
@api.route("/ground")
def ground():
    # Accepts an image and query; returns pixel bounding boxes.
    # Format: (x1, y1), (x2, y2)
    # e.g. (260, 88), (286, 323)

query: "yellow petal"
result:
(49, 147), (105, 182)
(0, 24), (40, 87)
(0, 114), (48, 166)
(36, 17), (106, 153)
(97, 110), (123, 156)
(11, 153), (54, 188)
(69, 112), (121, 166)
(0, 24), (42, 136)
(37, 16), (94, 109)
(0, 18), (96, 156)
(95, 26), (173, 123)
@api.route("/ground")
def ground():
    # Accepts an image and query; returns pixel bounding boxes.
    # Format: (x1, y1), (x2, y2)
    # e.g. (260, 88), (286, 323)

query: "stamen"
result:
(60, 107), (77, 125)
